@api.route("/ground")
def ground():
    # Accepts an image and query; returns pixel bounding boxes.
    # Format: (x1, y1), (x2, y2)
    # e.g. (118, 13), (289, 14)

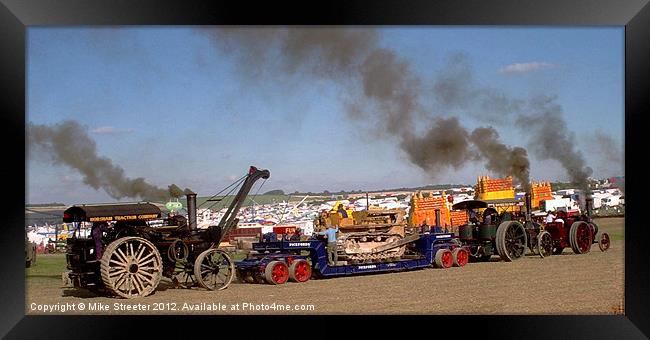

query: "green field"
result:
(593, 217), (625, 241)
(26, 253), (66, 282)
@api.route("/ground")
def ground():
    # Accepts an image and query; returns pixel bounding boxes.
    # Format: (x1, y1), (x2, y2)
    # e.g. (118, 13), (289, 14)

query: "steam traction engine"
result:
(543, 197), (611, 254)
(454, 194), (553, 262)
(63, 166), (270, 298)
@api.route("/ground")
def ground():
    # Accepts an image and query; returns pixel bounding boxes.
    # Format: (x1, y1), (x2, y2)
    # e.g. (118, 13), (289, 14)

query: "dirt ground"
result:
(26, 218), (624, 315)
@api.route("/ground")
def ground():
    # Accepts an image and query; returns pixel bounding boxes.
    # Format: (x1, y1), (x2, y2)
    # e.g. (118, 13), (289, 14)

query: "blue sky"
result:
(26, 27), (624, 204)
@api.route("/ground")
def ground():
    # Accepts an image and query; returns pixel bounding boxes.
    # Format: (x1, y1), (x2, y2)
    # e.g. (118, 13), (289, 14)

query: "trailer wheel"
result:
(496, 221), (527, 262)
(100, 236), (162, 298)
(264, 260), (289, 284)
(569, 221), (593, 254)
(289, 259), (312, 283)
(452, 248), (468, 267)
(194, 248), (235, 290)
(536, 231), (553, 258)
(598, 233), (611, 252)
(434, 249), (453, 268)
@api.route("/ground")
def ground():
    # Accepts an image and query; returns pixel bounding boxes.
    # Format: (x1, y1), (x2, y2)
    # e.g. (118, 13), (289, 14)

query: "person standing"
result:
(316, 225), (339, 265)
(91, 222), (110, 260)
(337, 204), (348, 218)
(469, 209), (479, 224)
(289, 227), (302, 241)
(545, 211), (556, 224)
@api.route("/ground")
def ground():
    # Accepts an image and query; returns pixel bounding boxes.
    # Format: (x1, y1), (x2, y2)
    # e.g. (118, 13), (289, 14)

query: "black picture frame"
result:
(2, 0), (648, 338)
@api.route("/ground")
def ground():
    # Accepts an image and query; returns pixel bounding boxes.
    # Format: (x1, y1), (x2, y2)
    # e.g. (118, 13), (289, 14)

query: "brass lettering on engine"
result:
(89, 216), (113, 222)
(115, 215), (137, 221)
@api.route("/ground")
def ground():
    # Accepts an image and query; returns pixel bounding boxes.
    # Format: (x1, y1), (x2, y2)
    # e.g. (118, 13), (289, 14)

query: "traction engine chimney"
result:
(186, 191), (197, 231)
(524, 192), (532, 222)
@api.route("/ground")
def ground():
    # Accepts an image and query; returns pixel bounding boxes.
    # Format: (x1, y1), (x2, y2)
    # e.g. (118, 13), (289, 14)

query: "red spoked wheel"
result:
(434, 249), (453, 269)
(452, 248), (469, 267)
(264, 261), (289, 285)
(289, 259), (312, 283)
(569, 221), (593, 254)
(598, 233), (611, 252)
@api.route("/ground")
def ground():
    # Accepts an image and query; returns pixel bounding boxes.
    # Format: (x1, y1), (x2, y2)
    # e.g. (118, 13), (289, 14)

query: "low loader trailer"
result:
(235, 232), (468, 285)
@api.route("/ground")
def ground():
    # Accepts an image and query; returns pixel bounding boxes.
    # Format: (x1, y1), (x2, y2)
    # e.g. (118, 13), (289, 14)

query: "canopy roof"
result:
(452, 200), (488, 210)
(63, 202), (161, 223)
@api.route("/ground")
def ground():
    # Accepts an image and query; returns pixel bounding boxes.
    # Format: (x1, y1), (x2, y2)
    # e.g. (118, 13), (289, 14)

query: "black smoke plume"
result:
(203, 28), (607, 188)
(516, 96), (593, 189)
(469, 127), (531, 191)
(201, 28), (525, 179)
(29, 120), (180, 201)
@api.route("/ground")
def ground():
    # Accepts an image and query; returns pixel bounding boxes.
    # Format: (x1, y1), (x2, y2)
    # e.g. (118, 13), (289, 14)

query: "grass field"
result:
(26, 253), (66, 283)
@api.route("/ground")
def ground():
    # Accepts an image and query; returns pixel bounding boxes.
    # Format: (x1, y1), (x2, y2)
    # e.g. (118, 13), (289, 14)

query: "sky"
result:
(26, 27), (624, 204)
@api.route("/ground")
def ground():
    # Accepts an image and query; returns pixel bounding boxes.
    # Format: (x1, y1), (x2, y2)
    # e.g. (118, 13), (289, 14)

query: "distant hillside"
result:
(26, 203), (66, 207)
(289, 183), (471, 196)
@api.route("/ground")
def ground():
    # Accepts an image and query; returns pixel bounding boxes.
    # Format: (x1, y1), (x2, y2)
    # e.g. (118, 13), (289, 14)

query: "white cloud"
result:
(92, 126), (135, 134)
(499, 62), (556, 75)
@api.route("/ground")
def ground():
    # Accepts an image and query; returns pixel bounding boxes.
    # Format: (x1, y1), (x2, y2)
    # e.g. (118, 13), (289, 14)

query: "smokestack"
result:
(524, 192), (532, 222)
(186, 190), (197, 231)
(434, 209), (441, 227)
(585, 193), (593, 217)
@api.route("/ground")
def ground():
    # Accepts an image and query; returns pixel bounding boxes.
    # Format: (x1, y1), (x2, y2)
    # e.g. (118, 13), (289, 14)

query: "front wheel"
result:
(598, 233), (611, 252)
(194, 248), (235, 290)
(537, 231), (553, 258)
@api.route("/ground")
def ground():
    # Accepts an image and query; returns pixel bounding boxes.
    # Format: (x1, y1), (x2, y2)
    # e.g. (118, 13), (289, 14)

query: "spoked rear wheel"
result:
(496, 221), (528, 261)
(194, 248), (235, 290)
(569, 221), (593, 254)
(100, 236), (162, 298)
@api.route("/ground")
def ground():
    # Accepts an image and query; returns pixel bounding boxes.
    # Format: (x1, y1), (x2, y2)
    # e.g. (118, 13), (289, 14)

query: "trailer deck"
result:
(235, 232), (467, 284)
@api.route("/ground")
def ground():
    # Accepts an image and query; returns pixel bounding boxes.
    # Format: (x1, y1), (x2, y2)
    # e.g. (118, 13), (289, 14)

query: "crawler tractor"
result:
(313, 206), (420, 264)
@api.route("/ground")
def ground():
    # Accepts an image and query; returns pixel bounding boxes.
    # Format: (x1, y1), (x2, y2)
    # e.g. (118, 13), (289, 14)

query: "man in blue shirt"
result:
(316, 226), (339, 265)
